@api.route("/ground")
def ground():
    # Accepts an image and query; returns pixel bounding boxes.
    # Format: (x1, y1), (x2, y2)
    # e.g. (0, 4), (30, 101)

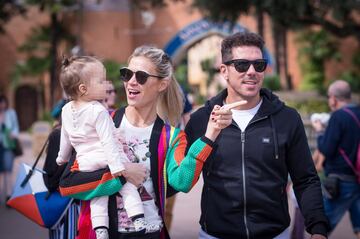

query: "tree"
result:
(192, 0), (360, 42)
(9, 0), (77, 106)
(192, 0), (360, 90)
(0, 0), (26, 33)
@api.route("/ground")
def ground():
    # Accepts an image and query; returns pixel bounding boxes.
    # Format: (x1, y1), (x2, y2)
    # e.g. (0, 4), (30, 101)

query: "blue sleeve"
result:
(317, 112), (342, 159)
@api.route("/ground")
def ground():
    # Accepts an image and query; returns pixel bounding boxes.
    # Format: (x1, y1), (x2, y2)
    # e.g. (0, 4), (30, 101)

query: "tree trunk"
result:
(272, 23), (281, 80)
(257, 10), (264, 38)
(273, 22), (292, 90)
(281, 29), (293, 90)
(50, 12), (59, 106)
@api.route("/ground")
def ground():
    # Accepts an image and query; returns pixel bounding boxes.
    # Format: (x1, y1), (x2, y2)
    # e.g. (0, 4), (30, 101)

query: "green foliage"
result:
(190, 0), (360, 41)
(103, 59), (123, 82)
(200, 57), (217, 87)
(286, 99), (330, 116)
(191, 0), (251, 24)
(25, 0), (77, 13)
(339, 71), (360, 93)
(263, 74), (281, 91)
(103, 59), (127, 107)
(336, 50), (360, 93)
(174, 63), (190, 92)
(18, 26), (51, 53)
(0, 0), (26, 33)
(40, 111), (54, 125)
(137, 0), (360, 39)
(297, 29), (340, 93)
(9, 17), (75, 86)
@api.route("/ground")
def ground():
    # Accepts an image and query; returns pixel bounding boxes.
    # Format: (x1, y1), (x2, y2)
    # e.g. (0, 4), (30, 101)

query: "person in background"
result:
(185, 32), (329, 239)
(0, 95), (20, 204)
(104, 81), (117, 115)
(314, 80), (360, 239)
(310, 112), (330, 173)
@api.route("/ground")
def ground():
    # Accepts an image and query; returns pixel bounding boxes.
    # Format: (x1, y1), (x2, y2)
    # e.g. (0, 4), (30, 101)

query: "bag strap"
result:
(339, 107), (360, 176)
(343, 107), (360, 128)
(339, 148), (359, 177)
(112, 107), (125, 128)
(20, 137), (49, 187)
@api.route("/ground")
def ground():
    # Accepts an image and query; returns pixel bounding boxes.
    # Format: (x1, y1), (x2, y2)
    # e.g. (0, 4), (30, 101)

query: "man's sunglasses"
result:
(119, 67), (163, 85)
(224, 59), (268, 73)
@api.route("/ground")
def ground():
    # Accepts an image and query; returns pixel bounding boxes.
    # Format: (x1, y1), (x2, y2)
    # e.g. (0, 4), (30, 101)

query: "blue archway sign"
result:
(164, 18), (273, 68)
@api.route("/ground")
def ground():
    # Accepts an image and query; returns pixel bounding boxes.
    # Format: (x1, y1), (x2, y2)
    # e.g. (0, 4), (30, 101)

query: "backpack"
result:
(338, 107), (360, 183)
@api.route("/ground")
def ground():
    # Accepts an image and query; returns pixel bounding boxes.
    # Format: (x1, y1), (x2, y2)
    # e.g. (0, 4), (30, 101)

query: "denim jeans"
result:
(323, 180), (360, 233)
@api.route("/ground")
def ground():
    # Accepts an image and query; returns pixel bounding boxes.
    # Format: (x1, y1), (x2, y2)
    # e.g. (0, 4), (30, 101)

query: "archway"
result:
(164, 19), (273, 67)
(15, 85), (38, 131)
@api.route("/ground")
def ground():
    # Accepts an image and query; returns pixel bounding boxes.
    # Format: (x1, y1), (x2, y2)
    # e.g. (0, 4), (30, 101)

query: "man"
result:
(314, 80), (360, 238)
(185, 32), (328, 239)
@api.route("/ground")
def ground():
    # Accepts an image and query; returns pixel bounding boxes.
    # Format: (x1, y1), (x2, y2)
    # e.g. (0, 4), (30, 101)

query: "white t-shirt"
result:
(231, 99), (262, 131)
(56, 101), (125, 174)
(115, 115), (162, 232)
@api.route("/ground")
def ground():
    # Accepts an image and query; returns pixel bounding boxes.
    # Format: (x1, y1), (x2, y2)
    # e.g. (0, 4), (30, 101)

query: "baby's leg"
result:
(121, 182), (160, 233)
(91, 196), (109, 239)
(121, 182), (144, 217)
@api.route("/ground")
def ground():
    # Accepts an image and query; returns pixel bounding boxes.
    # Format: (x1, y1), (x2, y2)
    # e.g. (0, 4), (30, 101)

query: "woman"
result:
(73, 45), (235, 239)
(0, 95), (19, 203)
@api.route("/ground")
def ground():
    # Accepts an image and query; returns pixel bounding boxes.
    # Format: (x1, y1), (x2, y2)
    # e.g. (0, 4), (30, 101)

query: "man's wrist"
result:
(310, 222), (328, 238)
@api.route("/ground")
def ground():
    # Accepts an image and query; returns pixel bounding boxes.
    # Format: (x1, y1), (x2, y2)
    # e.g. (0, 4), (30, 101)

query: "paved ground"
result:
(0, 133), (356, 239)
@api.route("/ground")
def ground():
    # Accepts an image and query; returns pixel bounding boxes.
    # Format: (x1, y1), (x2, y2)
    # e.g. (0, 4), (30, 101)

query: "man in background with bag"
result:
(313, 80), (360, 238)
(0, 94), (20, 204)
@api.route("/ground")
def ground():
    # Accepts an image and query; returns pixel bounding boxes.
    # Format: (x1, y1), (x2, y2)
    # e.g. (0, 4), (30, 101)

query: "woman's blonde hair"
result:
(59, 56), (102, 100)
(129, 46), (184, 126)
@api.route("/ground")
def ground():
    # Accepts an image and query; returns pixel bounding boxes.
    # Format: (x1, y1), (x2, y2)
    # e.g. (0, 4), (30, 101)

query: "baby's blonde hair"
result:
(59, 56), (103, 100)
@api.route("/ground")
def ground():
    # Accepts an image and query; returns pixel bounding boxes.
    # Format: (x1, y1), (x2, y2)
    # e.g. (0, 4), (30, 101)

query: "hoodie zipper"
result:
(241, 116), (268, 239)
(241, 131), (250, 239)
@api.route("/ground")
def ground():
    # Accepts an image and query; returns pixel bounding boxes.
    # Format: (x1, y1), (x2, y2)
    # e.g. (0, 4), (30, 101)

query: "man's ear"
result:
(158, 79), (170, 92)
(78, 83), (87, 96)
(219, 64), (229, 82)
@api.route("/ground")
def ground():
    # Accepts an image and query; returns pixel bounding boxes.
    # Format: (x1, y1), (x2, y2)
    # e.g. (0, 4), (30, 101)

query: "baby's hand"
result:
(113, 128), (126, 143)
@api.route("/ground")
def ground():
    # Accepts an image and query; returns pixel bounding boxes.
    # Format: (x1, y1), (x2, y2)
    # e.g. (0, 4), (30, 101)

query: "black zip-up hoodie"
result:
(185, 89), (329, 239)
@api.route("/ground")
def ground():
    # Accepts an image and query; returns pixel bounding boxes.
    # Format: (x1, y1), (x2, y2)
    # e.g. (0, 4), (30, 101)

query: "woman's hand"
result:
(122, 162), (146, 187)
(205, 101), (247, 142)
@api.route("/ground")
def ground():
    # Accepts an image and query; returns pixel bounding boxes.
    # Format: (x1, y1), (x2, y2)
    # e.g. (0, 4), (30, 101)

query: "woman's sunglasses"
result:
(224, 59), (268, 73)
(119, 67), (163, 85)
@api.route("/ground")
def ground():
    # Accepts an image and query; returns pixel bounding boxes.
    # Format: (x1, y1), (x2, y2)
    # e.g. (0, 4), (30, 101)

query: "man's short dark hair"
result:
(221, 32), (265, 63)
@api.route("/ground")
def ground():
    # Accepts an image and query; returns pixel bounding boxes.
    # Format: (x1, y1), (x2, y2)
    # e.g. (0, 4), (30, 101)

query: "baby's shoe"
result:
(133, 217), (160, 233)
(95, 227), (109, 239)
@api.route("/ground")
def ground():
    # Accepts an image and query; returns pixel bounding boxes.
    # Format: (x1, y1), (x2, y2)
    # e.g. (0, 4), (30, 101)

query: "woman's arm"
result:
(166, 130), (213, 192)
(166, 104), (235, 192)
